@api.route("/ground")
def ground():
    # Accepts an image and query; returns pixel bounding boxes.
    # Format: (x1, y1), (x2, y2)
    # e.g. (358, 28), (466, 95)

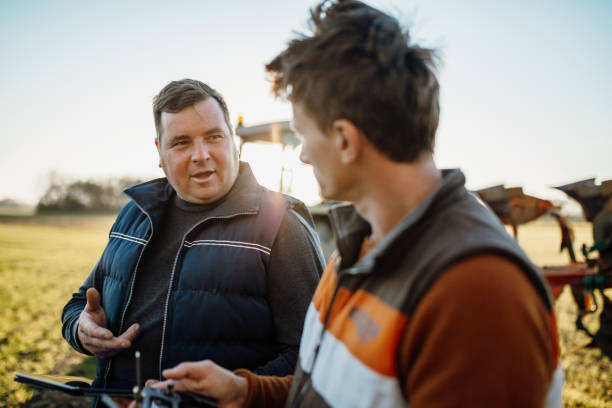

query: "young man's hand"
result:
(77, 288), (139, 359)
(147, 360), (248, 408)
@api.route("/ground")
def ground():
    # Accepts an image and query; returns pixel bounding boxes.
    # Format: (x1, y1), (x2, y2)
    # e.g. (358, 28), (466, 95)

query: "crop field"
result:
(0, 216), (611, 407)
(0, 215), (114, 407)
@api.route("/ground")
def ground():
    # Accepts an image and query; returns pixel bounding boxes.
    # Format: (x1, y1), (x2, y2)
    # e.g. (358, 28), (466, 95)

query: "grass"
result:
(0, 215), (114, 407)
(0, 216), (610, 407)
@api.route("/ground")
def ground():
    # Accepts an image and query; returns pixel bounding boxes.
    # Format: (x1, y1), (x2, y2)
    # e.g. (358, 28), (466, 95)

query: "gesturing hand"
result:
(77, 288), (139, 359)
(148, 360), (248, 408)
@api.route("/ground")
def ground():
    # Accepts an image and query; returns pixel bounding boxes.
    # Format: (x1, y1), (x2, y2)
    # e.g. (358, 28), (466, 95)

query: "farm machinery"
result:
(235, 118), (337, 261)
(551, 179), (612, 353)
(476, 184), (560, 238)
(478, 179), (612, 354)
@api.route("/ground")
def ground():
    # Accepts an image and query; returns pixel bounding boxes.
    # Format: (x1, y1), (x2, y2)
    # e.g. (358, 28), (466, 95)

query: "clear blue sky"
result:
(1, 0), (611, 208)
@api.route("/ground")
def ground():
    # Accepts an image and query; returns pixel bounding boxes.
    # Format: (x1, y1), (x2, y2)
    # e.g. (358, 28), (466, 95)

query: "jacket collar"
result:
(124, 161), (263, 220)
(329, 169), (466, 273)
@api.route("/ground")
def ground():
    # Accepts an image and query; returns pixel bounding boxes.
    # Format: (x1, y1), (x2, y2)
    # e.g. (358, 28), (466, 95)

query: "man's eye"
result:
(208, 134), (223, 141)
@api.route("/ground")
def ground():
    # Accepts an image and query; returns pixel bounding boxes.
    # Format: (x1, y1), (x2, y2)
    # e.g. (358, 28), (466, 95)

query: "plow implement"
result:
(478, 179), (612, 354)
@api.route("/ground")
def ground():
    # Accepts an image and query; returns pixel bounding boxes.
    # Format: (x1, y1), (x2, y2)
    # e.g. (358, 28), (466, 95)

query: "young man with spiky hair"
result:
(144, 2), (563, 407)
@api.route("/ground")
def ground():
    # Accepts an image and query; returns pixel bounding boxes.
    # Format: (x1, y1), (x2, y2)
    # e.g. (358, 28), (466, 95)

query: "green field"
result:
(0, 216), (611, 406)
(0, 215), (114, 407)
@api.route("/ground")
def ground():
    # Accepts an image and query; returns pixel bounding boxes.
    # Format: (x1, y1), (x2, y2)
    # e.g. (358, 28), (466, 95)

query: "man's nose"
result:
(192, 140), (211, 162)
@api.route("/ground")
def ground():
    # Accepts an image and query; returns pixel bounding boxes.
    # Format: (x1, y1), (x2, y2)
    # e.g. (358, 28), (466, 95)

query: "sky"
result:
(1, 0), (611, 211)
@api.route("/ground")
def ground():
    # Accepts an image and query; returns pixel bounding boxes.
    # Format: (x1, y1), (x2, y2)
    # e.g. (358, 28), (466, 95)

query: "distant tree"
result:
(36, 173), (142, 213)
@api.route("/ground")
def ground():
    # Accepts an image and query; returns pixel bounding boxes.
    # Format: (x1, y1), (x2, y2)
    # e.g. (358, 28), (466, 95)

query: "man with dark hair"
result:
(61, 79), (324, 399)
(144, 1), (563, 407)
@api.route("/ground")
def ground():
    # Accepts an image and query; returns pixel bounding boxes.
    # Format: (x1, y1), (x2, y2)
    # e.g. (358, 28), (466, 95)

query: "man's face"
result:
(157, 98), (239, 204)
(292, 103), (344, 201)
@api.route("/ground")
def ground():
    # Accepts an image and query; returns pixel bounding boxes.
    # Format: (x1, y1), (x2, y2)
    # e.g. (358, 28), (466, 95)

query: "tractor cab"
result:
(235, 118), (336, 261)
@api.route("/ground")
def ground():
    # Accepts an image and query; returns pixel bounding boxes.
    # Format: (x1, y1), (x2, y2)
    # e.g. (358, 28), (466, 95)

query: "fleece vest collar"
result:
(123, 161), (262, 223)
(330, 169), (465, 273)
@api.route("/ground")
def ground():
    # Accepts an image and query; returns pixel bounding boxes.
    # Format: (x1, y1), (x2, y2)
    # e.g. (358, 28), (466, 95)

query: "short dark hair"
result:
(266, 0), (440, 162)
(153, 79), (232, 142)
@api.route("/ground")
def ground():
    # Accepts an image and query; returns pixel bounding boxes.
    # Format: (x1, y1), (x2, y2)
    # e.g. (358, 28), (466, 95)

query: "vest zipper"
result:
(158, 211), (256, 380)
(102, 201), (153, 387)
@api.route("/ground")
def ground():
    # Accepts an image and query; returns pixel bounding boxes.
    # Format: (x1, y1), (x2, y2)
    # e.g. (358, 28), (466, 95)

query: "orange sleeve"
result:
(400, 254), (557, 408)
(233, 369), (293, 408)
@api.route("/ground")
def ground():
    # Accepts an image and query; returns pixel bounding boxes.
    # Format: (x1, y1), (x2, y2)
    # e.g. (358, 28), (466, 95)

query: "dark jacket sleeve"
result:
(253, 207), (324, 375)
(62, 210), (126, 355)
(61, 262), (98, 355)
(61, 202), (122, 358)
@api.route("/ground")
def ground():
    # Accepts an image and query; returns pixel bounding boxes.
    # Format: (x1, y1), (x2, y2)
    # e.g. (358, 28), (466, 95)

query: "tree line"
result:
(37, 173), (143, 213)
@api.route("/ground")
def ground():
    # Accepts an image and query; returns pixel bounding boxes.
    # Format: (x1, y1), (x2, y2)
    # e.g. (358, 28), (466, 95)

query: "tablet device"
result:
(14, 372), (134, 397)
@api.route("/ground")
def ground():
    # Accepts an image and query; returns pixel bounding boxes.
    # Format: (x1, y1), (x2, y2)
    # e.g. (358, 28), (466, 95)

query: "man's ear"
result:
(332, 119), (362, 165)
(154, 138), (162, 168)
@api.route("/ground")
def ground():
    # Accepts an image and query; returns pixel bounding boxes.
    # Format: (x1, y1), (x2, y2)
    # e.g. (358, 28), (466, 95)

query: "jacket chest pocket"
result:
(177, 244), (268, 294)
